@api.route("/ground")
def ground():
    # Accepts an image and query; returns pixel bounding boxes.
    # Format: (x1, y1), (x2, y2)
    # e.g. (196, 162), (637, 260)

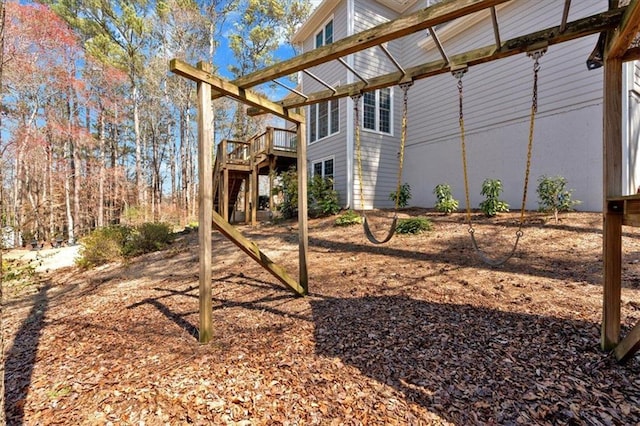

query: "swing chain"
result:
(351, 93), (365, 211)
(394, 81), (413, 209)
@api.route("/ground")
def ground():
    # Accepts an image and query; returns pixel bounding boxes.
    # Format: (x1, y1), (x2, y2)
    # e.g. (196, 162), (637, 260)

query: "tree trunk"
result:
(98, 109), (106, 228)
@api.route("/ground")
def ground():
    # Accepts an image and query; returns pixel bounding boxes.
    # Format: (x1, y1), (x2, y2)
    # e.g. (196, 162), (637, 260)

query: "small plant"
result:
(479, 179), (510, 217)
(389, 183), (411, 208)
(537, 175), (581, 223)
(433, 183), (459, 214)
(395, 217), (433, 234)
(335, 210), (363, 227)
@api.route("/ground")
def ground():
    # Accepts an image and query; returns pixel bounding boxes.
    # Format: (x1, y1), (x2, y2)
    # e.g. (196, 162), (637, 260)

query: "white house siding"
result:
(301, 0), (350, 206)
(402, 1), (609, 211)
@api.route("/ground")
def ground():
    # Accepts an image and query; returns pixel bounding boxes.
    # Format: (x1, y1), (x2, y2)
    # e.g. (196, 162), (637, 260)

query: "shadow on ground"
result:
(311, 295), (640, 424)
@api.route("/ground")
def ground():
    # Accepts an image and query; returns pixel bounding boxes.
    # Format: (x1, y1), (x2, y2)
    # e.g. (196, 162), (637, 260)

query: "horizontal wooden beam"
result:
(232, 0), (510, 90)
(247, 7), (624, 114)
(614, 319), (640, 362)
(211, 210), (306, 296)
(606, 0), (640, 59)
(169, 59), (304, 124)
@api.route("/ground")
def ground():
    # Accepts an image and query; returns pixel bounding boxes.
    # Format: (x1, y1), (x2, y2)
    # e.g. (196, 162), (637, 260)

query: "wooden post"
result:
(251, 166), (258, 226)
(602, 56), (623, 350)
(222, 168), (229, 221)
(269, 157), (275, 216)
(297, 121), (309, 294)
(244, 177), (250, 224)
(196, 62), (213, 344)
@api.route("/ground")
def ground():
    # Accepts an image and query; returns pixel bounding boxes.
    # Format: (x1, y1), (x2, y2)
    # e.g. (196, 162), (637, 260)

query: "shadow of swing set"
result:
(170, 0), (640, 362)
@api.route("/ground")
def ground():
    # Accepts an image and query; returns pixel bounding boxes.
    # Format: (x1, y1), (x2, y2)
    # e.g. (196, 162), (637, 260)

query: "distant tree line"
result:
(0, 0), (311, 246)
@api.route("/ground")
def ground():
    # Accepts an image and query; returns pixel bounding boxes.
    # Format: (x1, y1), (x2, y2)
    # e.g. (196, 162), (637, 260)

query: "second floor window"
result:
(315, 19), (333, 48)
(363, 88), (392, 134)
(309, 100), (339, 143)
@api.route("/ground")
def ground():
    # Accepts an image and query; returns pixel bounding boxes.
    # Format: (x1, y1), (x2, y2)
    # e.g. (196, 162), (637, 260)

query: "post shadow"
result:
(4, 283), (51, 425)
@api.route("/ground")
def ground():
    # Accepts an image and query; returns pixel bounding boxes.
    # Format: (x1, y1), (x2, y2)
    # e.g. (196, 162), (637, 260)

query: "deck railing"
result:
(216, 127), (297, 169)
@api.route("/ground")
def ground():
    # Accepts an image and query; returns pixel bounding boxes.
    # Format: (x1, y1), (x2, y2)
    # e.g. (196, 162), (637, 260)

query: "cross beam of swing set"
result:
(248, 7), (625, 115)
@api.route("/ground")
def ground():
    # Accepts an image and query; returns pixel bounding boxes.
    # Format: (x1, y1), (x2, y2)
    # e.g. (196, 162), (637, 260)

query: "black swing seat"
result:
(363, 214), (397, 245)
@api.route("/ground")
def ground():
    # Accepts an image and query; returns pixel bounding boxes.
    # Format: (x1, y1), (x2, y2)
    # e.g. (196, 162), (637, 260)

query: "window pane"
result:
(363, 92), (376, 130)
(325, 20), (333, 44)
(313, 162), (323, 177)
(315, 31), (323, 48)
(379, 89), (391, 133)
(318, 101), (328, 139)
(324, 159), (334, 178)
(330, 99), (339, 134)
(309, 104), (317, 142)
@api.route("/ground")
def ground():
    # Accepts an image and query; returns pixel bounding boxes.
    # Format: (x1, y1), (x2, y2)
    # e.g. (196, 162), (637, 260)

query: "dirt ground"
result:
(4, 209), (640, 425)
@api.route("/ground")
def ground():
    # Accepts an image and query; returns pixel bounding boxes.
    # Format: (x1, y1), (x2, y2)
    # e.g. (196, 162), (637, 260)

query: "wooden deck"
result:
(213, 127), (297, 224)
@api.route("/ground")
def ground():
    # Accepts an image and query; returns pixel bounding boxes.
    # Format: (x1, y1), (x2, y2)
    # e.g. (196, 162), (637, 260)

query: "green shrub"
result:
(273, 167), (299, 219)
(273, 167), (340, 219)
(479, 179), (510, 217)
(2, 258), (35, 282)
(389, 183), (411, 208)
(537, 175), (581, 223)
(309, 175), (340, 217)
(77, 223), (174, 269)
(395, 217), (433, 234)
(335, 210), (363, 226)
(433, 183), (459, 214)
(76, 226), (132, 269)
(124, 222), (175, 257)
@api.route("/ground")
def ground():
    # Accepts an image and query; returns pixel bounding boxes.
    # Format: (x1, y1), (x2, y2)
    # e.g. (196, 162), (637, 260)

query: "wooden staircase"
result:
(213, 127), (298, 224)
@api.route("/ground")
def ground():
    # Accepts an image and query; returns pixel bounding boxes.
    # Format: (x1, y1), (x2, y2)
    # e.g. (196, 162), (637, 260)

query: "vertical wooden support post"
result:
(297, 121), (309, 294)
(244, 177), (250, 224)
(269, 158), (275, 215)
(602, 56), (623, 350)
(196, 62), (213, 344)
(251, 166), (259, 226)
(222, 168), (229, 222)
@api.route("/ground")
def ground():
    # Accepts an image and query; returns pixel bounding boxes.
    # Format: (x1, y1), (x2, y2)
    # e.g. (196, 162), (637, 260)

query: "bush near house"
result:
(479, 179), (510, 217)
(396, 217), (433, 234)
(335, 210), (362, 226)
(537, 175), (581, 223)
(433, 183), (459, 214)
(273, 167), (340, 219)
(389, 183), (411, 208)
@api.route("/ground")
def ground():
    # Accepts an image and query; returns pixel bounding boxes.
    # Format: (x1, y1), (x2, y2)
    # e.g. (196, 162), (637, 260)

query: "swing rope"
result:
(456, 49), (544, 266)
(353, 82), (412, 244)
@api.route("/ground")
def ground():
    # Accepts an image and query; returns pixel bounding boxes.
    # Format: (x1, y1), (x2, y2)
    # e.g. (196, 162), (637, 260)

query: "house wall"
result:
(402, 1), (608, 211)
(301, 0), (350, 206)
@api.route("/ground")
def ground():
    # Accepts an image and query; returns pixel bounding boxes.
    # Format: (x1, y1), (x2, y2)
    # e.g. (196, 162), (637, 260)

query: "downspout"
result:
(346, 0), (355, 209)
(622, 61), (631, 195)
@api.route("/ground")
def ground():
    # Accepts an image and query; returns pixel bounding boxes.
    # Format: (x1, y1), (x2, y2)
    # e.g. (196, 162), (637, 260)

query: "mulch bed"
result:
(4, 210), (640, 425)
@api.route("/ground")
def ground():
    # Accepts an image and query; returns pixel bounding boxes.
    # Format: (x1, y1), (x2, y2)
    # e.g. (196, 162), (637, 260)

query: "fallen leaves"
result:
(4, 212), (640, 424)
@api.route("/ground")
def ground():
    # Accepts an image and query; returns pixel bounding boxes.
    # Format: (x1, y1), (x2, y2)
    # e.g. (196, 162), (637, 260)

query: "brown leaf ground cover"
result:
(4, 210), (640, 425)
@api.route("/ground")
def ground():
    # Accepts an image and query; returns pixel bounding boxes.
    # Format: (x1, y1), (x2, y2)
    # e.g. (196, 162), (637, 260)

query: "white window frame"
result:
(308, 99), (340, 144)
(315, 18), (334, 48)
(362, 88), (393, 135)
(312, 156), (335, 181)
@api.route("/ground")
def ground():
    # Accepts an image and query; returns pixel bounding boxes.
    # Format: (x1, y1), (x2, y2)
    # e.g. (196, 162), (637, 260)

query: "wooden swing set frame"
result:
(171, 0), (640, 362)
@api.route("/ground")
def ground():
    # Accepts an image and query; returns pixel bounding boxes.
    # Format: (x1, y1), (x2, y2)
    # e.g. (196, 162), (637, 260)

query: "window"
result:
(315, 19), (333, 48)
(362, 88), (392, 134)
(312, 158), (334, 180)
(309, 100), (339, 143)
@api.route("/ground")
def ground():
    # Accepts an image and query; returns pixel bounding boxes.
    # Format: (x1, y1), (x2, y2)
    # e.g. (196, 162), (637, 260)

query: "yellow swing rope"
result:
(353, 82), (412, 244)
(455, 49), (544, 266)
